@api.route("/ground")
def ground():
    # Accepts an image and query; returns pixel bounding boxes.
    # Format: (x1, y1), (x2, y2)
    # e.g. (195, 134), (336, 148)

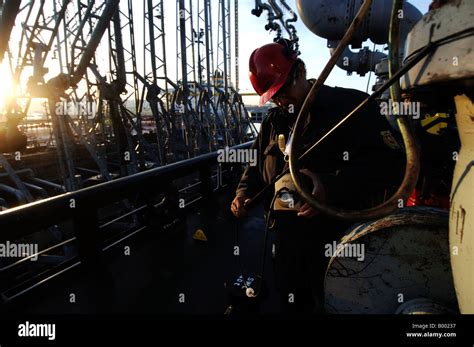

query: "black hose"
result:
(288, 0), (421, 221)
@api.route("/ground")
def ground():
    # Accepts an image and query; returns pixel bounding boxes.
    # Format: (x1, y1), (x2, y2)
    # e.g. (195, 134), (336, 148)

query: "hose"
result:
(245, 27), (472, 214)
(287, 0), (420, 221)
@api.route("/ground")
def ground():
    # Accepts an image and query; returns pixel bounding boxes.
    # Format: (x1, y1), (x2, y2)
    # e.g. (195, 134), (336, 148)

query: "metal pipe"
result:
(0, 0), (21, 63)
(70, 0), (121, 86)
(188, 0), (197, 88)
(297, 0), (422, 76)
(296, 0), (422, 47)
(204, 0), (212, 92)
(112, 6), (127, 92)
(102, 226), (146, 252)
(158, 1), (170, 111)
(252, 0), (281, 37)
(100, 205), (147, 229)
(3, 262), (81, 302)
(234, 0), (239, 91)
(0, 154), (34, 202)
(328, 40), (386, 76)
(269, 0), (292, 38)
(47, 98), (76, 191)
(0, 168), (34, 179)
(15, 0), (46, 81)
(26, 177), (66, 194)
(0, 237), (77, 273)
(41, 0), (72, 66)
(220, 0), (229, 94)
(69, 0), (96, 69)
(22, 182), (48, 199)
(0, 183), (28, 205)
(147, 0), (158, 84)
(178, 0), (189, 87)
(280, 0), (299, 50)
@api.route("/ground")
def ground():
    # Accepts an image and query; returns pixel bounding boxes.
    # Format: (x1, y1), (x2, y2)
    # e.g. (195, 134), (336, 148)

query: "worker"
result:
(230, 39), (405, 314)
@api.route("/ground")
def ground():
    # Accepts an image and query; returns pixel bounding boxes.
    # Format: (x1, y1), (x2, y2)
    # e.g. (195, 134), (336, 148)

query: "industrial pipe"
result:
(70, 0), (121, 86)
(26, 177), (66, 194)
(296, 0), (422, 75)
(296, 0), (422, 46)
(252, 0), (281, 37)
(328, 40), (386, 76)
(22, 182), (48, 199)
(112, 7), (127, 93)
(0, 0), (21, 63)
(0, 183), (28, 205)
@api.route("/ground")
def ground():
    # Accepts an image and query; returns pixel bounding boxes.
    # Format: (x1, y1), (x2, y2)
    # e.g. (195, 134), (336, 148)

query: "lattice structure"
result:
(0, 0), (255, 204)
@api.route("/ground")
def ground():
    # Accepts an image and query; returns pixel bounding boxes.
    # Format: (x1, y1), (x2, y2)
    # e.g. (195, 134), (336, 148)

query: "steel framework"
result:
(0, 0), (255, 207)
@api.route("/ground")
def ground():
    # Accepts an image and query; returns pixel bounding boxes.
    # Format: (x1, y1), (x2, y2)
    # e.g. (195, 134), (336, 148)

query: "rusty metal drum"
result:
(324, 207), (458, 314)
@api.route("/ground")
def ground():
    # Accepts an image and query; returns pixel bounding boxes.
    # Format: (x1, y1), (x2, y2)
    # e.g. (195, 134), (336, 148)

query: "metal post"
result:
(203, 0), (213, 93)
(71, 0), (120, 86)
(234, 0), (239, 92)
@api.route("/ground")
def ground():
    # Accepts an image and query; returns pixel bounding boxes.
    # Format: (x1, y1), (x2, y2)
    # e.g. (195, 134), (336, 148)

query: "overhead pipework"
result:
(0, 0), (22, 63)
(296, 0), (422, 76)
(252, 0), (300, 52)
(251, 0), (282, 39)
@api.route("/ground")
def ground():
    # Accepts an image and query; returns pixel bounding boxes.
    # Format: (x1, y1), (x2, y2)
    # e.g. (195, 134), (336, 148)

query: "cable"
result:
(246, 11), (473, 221)
(245, 0), (375, 212)
(245, 29), (466, 211)
(290, 0), (415, 221)
(257, 188), (280, 286)
(241, 188), (282, 298)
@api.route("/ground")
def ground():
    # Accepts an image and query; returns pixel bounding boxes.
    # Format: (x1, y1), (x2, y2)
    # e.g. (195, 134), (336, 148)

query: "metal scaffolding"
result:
(0, 0), (255, 208)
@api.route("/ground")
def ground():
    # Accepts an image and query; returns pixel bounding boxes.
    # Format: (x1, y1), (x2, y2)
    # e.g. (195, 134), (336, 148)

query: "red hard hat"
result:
(249, 42), (297, 106)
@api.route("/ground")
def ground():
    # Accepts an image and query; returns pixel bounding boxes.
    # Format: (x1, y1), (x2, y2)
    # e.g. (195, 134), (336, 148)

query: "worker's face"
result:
(271, 64), (307, 114)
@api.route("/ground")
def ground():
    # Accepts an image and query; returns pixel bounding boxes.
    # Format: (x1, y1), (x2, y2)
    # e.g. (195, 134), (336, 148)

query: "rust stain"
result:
(460, 205), (466, 243)
(456, 210), (459, 236)
(454, 205), (467, 243)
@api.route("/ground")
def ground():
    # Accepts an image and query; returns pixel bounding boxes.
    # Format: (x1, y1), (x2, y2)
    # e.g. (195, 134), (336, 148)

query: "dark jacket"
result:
(236, 84), (405, 211)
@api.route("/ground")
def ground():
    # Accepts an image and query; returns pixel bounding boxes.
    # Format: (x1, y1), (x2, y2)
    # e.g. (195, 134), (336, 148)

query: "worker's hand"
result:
(297, 169), (326, 218)
(231, 195), (251, 218)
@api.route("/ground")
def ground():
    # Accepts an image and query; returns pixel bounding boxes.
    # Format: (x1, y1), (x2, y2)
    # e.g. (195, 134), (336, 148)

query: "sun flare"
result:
(0, 62), (17, 117)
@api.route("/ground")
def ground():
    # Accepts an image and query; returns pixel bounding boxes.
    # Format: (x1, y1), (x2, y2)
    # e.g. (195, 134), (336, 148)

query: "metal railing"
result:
(0, 141), (252, 302)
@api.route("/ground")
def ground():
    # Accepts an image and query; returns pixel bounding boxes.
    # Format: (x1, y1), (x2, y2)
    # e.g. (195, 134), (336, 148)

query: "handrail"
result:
(0, 142), (253, 242)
